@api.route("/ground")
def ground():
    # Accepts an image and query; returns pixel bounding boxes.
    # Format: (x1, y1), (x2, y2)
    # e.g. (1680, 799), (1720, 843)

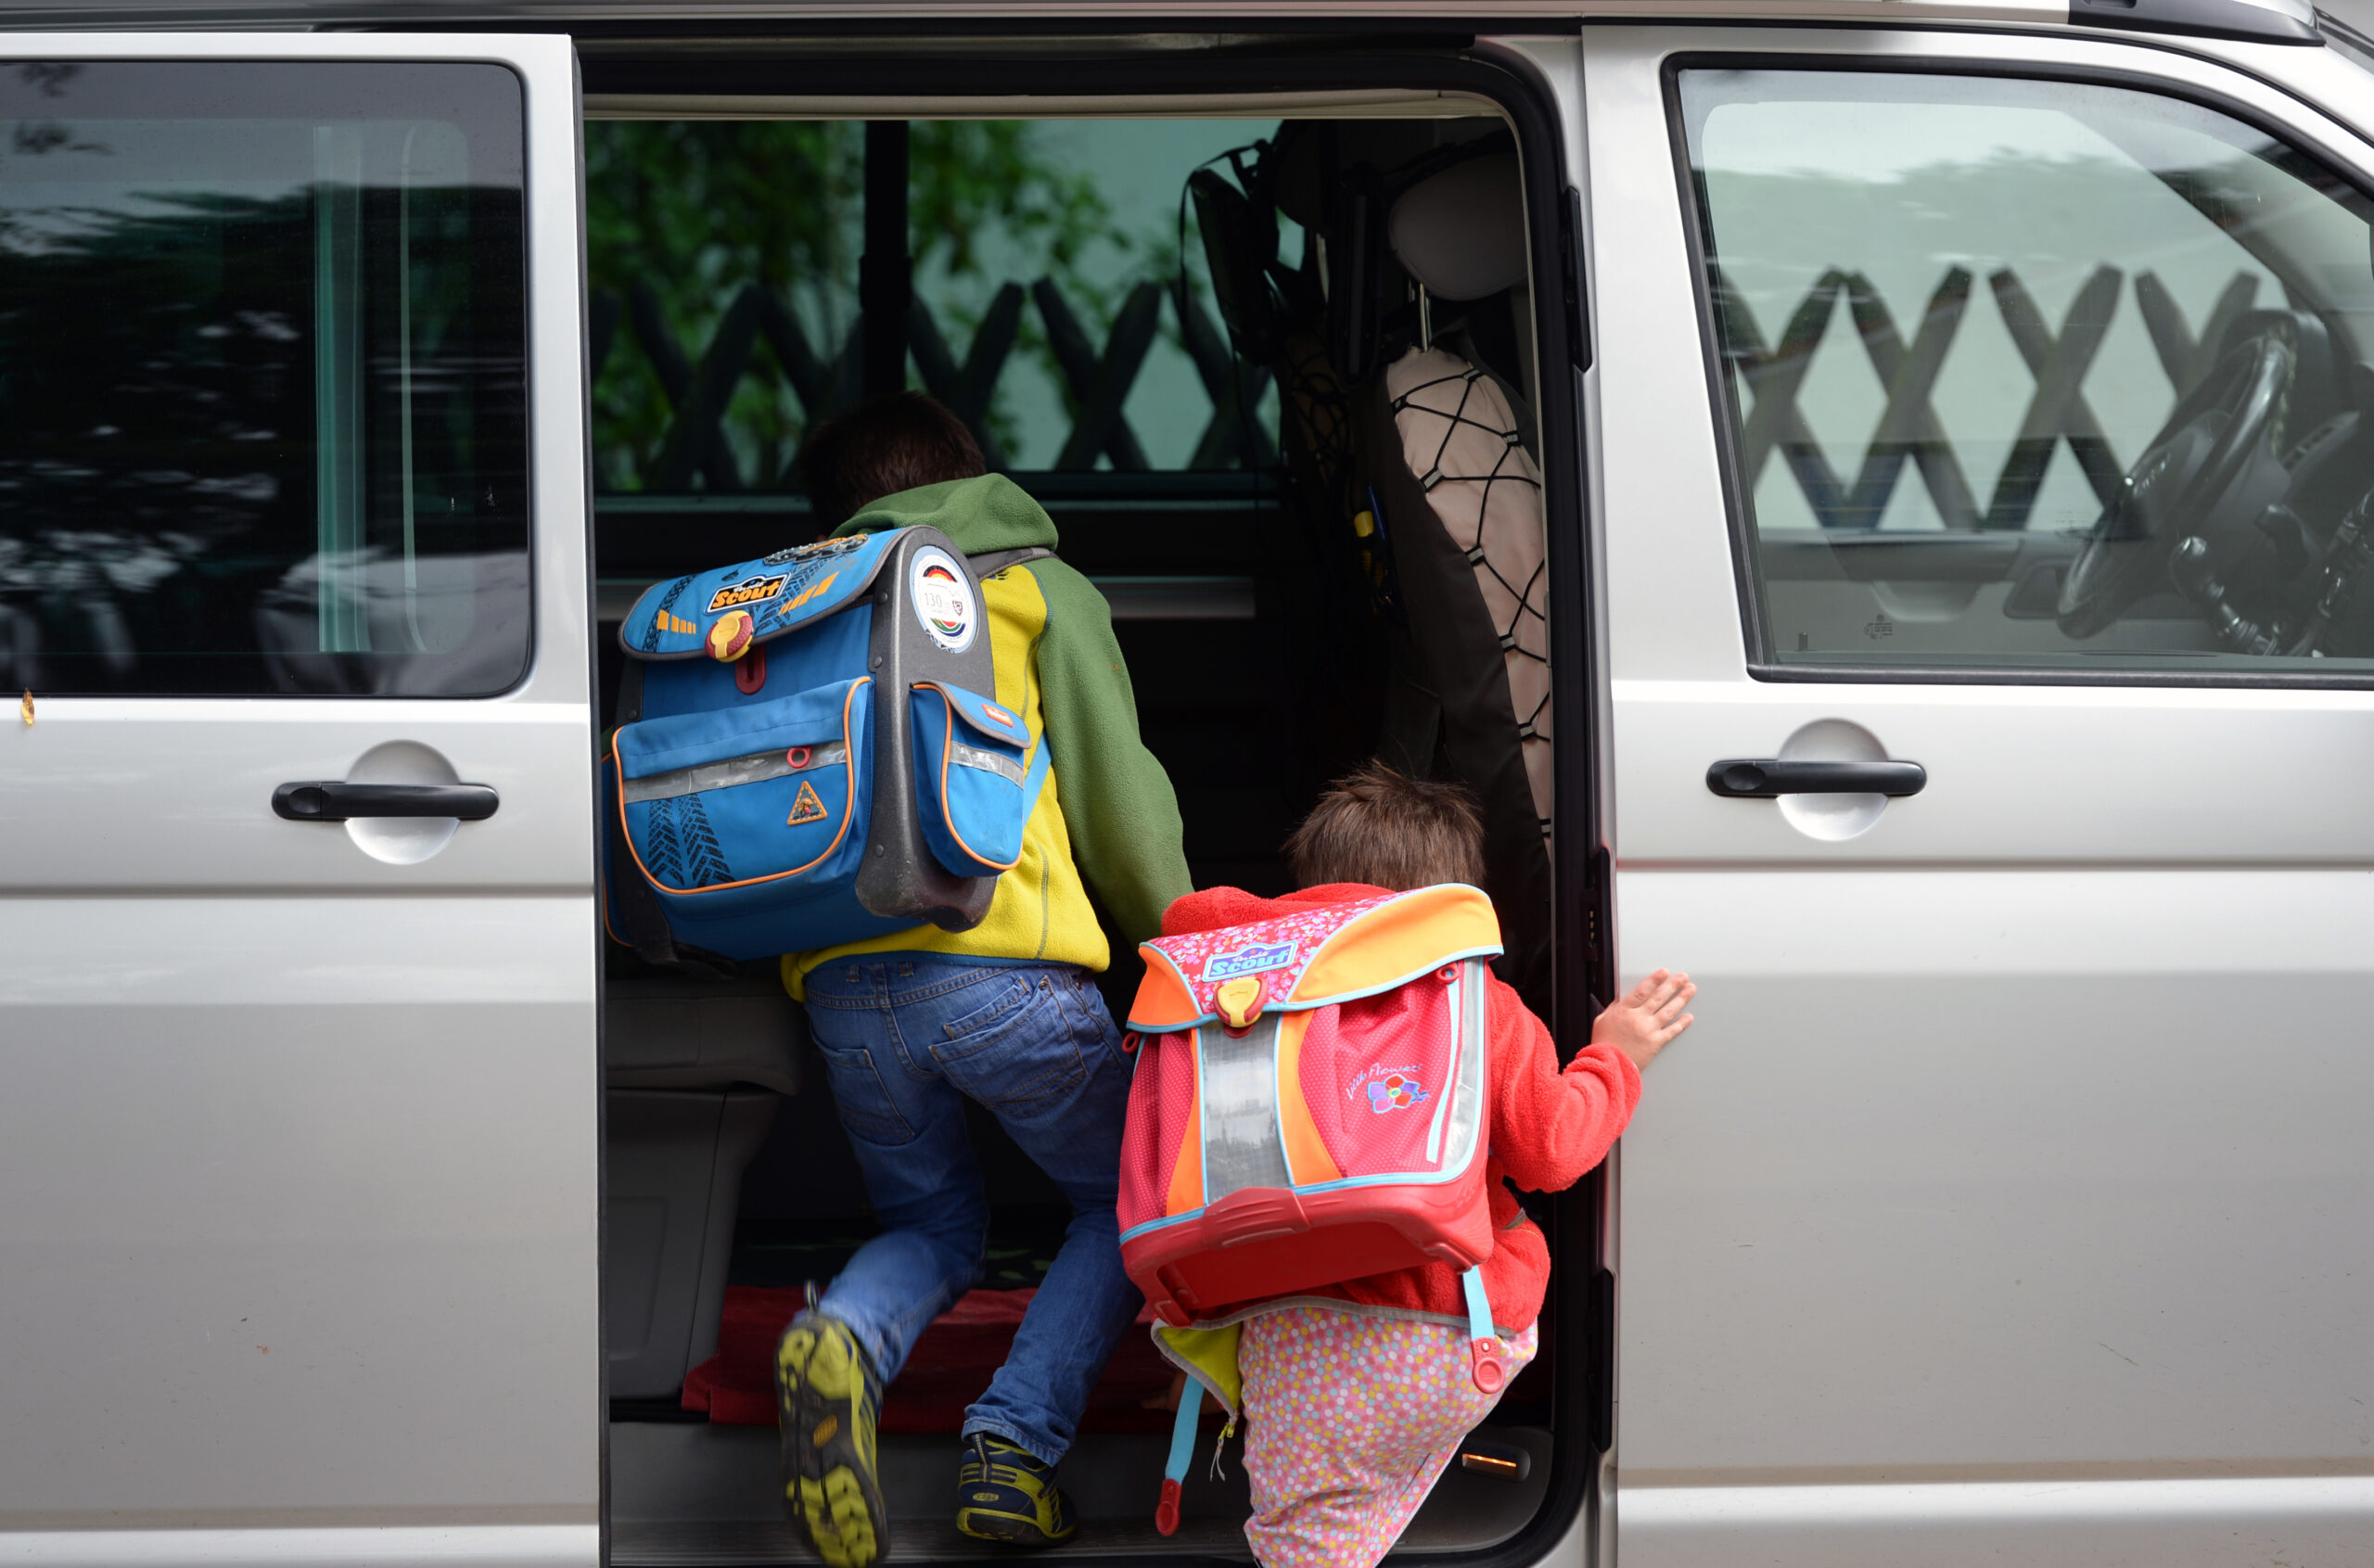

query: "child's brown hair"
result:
(1283, 760), (1487, 892)
(795, 391), (986, 532)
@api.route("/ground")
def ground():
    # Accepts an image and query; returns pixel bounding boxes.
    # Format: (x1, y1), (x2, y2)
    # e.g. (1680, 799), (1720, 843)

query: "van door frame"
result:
(577, 32), (1608, 1568)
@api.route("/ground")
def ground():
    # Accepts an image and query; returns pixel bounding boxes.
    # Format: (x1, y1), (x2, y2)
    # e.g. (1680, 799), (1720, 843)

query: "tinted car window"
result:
(0, 61), (527, 696)
(1678, 69), (2374, 678)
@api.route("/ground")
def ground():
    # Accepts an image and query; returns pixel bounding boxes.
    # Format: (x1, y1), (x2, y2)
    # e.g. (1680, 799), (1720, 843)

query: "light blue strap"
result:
(1019, 724), (1053, 815)
(1164, 1383), (1201, 1484)
(1461, 1264), (1496, 1346)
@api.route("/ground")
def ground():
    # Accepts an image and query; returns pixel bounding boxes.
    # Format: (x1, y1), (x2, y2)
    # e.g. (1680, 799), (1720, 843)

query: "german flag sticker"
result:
(787, 780), (829, 826)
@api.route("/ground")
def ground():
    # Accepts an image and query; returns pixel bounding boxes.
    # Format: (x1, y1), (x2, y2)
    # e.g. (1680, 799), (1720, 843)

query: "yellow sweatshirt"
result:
(781, 475), (1191, 998)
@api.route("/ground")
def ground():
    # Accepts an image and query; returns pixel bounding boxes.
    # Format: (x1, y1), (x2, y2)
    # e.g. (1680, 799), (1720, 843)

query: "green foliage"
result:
(585, 119), (1136, 491)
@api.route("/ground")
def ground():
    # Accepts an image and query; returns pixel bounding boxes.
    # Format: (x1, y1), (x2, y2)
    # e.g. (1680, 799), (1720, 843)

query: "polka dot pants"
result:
(1237, 1306), (1538, 1568)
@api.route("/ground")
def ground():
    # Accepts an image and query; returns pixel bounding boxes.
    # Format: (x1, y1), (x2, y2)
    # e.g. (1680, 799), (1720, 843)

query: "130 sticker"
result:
(910, 547), (976, 653)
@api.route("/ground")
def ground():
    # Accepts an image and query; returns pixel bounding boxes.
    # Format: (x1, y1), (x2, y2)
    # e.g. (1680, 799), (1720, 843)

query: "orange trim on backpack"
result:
(1167, 1033), (1205, 1218)
(929, 685), (1026, 873)
(613, 677), (869, 897)
(1290, 885), (1501, 1008)
(1273, 1010), (1344, 1187)
(1130, 945), (1197, 1031)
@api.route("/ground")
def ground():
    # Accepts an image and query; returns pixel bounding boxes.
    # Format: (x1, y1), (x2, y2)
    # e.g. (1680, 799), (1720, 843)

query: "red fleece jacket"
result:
(1157, 883), (1641, 1334)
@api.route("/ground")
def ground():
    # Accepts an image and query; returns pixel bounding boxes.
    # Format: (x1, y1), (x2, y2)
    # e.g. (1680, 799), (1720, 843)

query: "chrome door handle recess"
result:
(1705, 759), (1926, 798)
(273, 782), (500, 822)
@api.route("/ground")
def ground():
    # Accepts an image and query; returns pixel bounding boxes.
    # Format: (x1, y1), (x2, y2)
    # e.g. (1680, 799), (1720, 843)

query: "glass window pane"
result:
(1678, 69), (2374, 678)
(0, 61), (529, 696)
(583, 117), (1286, 496)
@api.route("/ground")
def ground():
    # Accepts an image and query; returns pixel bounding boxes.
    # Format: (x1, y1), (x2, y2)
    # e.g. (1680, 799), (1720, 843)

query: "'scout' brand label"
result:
(1200, 940), (1297, 983)
(708, 573), (789, 613)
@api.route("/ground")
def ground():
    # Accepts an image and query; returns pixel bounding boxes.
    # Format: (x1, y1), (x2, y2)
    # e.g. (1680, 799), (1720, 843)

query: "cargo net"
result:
(1385, 347), (1552, 838)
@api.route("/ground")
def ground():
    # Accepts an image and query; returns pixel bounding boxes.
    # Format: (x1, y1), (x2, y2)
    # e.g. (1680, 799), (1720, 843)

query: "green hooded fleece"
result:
(781, 473), (1192, 997)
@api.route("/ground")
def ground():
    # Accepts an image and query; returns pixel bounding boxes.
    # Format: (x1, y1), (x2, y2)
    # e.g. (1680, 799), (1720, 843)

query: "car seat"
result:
(1194, 126), (1553, 1008)
(1362, 151), (1552, 1001)
(605, 972), (804, 1400)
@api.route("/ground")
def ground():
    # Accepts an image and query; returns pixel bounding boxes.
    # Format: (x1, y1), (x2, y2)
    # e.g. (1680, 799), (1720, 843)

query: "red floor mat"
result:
(682, 1285), (1178, 1433)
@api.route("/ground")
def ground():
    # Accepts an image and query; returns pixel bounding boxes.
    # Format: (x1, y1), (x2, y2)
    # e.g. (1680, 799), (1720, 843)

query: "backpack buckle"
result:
(1214, 975), (1267, 1032)
(1470, 1337), (1509, 1396)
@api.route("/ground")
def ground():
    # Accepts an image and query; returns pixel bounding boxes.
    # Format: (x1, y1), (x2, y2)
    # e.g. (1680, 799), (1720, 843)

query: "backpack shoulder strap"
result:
(966, 545), (1056, 578)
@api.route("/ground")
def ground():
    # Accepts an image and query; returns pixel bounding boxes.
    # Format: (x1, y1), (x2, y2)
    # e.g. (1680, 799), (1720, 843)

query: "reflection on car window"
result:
(0, 61), (528, 696)
(1678, 69), (2374, 677)
(583, 118), (1285, 493)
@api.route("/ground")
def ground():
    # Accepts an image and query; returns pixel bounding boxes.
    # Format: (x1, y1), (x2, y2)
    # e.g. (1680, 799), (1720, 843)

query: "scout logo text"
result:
(1201, 939), (1297, 982)
(708, 573), (789, 613)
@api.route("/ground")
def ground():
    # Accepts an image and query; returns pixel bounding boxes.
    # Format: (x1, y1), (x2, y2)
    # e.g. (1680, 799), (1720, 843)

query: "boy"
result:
(1160, 761), (1691, 1568)
(772, 393), (1190, 1566)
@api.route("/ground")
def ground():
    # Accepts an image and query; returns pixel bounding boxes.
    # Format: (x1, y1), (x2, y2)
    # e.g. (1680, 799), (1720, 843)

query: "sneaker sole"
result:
(777, 1323), (887, 1568)
(955, 1506), (1077, 1549)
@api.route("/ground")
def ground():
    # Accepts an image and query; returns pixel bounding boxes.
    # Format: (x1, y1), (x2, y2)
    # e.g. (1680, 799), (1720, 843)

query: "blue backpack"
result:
(604, 526), (1051, 972)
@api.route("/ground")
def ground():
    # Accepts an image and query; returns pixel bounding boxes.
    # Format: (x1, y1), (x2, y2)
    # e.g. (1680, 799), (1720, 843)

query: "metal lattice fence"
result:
(1716, 263), (2266, 530)
(589, 276), (1275, 491)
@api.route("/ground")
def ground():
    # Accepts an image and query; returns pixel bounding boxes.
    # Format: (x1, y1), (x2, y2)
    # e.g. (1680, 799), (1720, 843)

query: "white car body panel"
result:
(1586, 20), (2374, 1565)
(0, 31), (599, 1568)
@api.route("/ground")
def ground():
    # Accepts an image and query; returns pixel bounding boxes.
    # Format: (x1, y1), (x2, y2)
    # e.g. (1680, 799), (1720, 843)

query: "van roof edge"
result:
(0, 0), (2319, 49)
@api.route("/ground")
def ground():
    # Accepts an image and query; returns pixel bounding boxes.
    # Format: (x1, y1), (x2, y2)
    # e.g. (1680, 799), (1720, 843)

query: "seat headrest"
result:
(1387, 153), (1526, 303)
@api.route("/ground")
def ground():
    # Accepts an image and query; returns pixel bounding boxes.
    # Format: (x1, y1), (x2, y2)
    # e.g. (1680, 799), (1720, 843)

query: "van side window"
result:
(1677, 68), (2374, 679)
(0, 62), (528, 696)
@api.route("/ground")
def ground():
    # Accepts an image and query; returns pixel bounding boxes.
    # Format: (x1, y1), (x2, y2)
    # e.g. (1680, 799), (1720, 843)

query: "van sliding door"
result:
(0, 34), (597, 1568)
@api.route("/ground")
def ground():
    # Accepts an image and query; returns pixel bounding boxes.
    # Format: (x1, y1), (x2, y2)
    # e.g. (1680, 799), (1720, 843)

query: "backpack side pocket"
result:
(910, 680), (1045, 877)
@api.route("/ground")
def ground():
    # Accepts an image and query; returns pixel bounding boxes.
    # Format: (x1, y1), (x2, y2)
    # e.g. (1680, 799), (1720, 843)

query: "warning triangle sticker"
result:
(786, 780), (830, 826)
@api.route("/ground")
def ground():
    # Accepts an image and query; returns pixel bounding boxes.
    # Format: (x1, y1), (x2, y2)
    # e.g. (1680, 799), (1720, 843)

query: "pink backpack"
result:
(1118, 883), (1512, 1372)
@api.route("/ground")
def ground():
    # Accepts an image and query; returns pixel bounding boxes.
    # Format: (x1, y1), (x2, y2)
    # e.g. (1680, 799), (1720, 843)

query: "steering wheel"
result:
(2057, 325), (2295, 639)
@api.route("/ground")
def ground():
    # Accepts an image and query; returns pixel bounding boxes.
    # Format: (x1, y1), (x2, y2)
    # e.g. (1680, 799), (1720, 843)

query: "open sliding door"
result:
(0, 32), (598, 1568)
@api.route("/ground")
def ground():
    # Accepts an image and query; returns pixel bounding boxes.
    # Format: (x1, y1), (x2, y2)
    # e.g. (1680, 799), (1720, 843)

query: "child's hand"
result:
(1592, 969), (1695, 1073)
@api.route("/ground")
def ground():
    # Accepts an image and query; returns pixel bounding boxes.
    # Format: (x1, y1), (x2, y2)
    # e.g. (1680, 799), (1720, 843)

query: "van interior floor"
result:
(606, 1421), (1555, 1565)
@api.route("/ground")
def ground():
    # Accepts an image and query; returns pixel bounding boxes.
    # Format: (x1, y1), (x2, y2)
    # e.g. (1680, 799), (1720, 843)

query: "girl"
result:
(1159, 761), (1692, 1568)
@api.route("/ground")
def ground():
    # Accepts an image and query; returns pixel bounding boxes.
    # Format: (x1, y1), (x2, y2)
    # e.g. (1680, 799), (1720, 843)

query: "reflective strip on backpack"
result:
(621, 741), (849, 805)
(1429, 958), (1491, 1172)
(951, 741), (1026, 784)
(1194, 1015), (1293, 1205)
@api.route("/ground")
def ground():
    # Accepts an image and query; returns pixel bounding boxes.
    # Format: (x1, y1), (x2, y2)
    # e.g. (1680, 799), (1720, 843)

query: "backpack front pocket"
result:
(615, 675), (873, 898)
(910, 680), (1041, 877)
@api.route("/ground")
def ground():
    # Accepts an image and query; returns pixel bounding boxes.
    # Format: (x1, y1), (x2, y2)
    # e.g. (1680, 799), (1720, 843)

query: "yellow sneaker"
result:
(775, 1311), (887, 1568)
(955, 1432), (1078, 1548)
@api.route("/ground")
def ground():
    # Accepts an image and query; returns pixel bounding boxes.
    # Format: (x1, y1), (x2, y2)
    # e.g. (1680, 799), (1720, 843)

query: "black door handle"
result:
(273, 781), (500, 822)
(1705, 759), (1926, 798)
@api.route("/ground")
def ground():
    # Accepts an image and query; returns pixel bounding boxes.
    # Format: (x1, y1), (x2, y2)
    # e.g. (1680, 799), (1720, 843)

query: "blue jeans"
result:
(800, 955), (1143, 1466)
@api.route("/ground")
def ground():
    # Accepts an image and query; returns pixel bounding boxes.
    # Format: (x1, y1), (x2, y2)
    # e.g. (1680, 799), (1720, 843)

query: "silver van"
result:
(1, 1), (2369, 1564)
